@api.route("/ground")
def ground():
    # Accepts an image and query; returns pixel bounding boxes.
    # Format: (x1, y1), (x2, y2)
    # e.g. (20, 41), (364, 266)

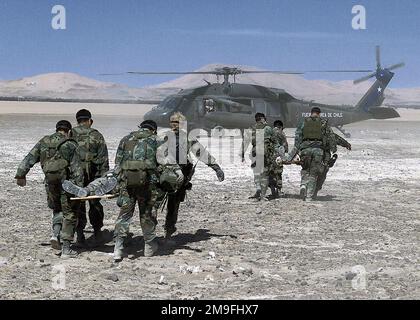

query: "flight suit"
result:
(160, 129), (223, 237)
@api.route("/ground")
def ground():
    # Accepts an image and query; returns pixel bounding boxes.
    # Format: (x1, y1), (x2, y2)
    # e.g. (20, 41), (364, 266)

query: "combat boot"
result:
(164, 230), (177, 246)
(144, 239), (159, 257)
(75, 230), (87, 248)
(62, 180), (88, 197)
(92, 229), (104, 247)
(94, 176), (118, 196)
(299, 185), (307, 200)
(249, 190), (261, 199)
(266, 189), (279, 200)
(113, 237), (124, 262)
(61, 240), (78, 259)
(50, 223), (62, 250)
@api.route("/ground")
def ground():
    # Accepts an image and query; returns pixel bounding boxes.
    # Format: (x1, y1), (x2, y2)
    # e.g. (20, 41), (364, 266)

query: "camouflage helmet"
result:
(159, 165), (184, 193)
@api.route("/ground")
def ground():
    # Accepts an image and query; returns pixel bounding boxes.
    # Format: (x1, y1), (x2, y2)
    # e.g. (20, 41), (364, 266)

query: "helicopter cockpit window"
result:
(157, 97), (182, 111)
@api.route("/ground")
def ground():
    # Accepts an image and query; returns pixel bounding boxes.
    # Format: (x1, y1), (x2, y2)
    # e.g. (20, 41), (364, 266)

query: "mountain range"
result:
(1, 64), (419, 107)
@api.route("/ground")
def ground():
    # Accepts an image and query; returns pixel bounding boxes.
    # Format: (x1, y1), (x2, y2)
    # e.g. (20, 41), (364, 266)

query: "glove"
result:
(346, 144), (352, 151)
(16, 177), (26, 187)
(175, 169), (184, 184)
(212, 165), (225, 182)
(216, 169), (225, 182)
(275, 156), (283, 165)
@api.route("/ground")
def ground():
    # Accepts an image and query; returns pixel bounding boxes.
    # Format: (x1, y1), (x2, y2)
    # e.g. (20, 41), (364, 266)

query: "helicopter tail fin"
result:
(353, 46), (404, 116)
(353, 71), (400, 119)
(354, 71), (393, 113)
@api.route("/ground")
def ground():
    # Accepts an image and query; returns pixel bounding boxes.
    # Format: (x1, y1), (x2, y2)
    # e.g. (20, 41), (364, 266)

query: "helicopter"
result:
(104, 46), (404, 138)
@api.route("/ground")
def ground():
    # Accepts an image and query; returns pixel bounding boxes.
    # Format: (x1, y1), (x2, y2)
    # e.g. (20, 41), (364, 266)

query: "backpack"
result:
(121, 130), (158, 188)
(72, 127), (95, 179)
(303, 117), (323, 140)
(40, 135), (72, 184)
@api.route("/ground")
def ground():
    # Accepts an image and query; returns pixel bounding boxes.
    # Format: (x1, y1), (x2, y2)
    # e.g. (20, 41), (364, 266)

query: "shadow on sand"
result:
(76, 228), (237, 260)
(283, 193), (341, 202)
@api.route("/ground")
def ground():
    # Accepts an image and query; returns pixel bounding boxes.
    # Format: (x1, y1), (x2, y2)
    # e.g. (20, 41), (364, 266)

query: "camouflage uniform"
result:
(315, 133), (351, 195)
(113, 128), (160, 245)
(250, 123), (275, 199)
(294, 117), (336, 200)
(71, 124), (109, 234)
(268, 127), (289, 195)
(15, 131), (84, 241)
(160, 129), (223, 237)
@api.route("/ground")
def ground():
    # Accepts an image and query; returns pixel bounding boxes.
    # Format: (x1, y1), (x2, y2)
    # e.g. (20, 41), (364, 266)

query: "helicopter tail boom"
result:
(367, 106), (400, 119)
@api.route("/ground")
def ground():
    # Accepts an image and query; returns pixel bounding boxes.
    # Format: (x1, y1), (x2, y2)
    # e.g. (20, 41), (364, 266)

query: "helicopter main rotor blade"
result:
(386, 62), (405, 71)
(240, 70), (373, 74)
(240, 70), (303, 75)
(353, 72), (377, 84)
(305, 69), (373, 73)
(98, 73), (128, 76)
(127, 71), (217, 75)
(376, 45), (381, 69)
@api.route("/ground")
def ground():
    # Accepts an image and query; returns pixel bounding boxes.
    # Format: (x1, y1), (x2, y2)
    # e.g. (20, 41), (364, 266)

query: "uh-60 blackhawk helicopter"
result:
(104, 46), (404, 138)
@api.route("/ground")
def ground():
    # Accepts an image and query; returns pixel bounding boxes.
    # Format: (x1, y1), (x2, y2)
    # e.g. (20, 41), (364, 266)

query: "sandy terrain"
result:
(2, 68), (420, 105)
(0, 106), (418, 300)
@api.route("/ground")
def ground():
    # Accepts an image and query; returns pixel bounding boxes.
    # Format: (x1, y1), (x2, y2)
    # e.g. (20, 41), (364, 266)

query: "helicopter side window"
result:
(231, 99), (252, 114)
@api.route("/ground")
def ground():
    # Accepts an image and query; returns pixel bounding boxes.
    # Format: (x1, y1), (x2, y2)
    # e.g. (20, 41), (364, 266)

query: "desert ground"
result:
(0, 102), (418, 300)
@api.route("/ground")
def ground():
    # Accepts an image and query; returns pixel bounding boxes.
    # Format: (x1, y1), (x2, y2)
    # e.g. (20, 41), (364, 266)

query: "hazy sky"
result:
(0, 0), (419, 88)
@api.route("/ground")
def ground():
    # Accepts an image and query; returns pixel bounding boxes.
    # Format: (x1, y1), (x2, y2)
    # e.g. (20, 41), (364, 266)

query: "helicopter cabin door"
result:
(253, 100), (267, 115)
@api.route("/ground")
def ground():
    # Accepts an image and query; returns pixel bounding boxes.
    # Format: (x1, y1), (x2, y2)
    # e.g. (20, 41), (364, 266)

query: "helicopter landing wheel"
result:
(212, 125), (225, 136)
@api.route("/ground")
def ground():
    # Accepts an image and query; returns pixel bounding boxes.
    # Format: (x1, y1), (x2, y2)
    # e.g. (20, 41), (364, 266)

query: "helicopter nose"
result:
(144, 109), (169, 127)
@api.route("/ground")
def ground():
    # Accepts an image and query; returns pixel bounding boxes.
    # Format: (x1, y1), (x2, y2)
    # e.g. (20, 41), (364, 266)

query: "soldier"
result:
(267, 120), (289, 200)
(248, 113), (276, 201)
(293, 107), (336, 201)
(160, 112), (225, 242)
(314, 133), (351, 197)
(71, 109), (109, 246)
(15, 120), (83, 258)
(112, 120), (163, 261)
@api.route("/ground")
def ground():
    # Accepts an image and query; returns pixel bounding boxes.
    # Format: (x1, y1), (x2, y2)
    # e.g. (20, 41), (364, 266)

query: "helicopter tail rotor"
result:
(353, 46), (405, 84)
